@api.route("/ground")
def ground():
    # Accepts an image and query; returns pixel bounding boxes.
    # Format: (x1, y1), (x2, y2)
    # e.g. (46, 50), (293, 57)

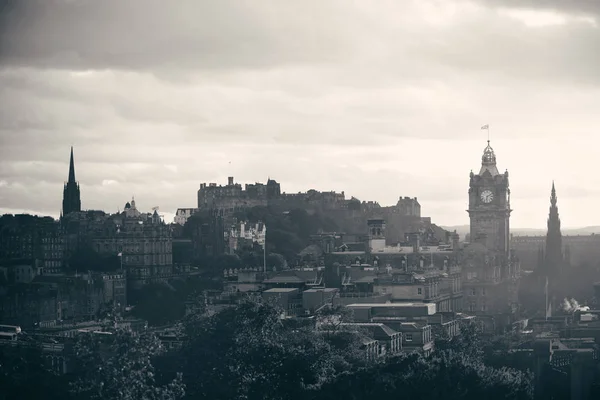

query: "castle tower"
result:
(467, 140), (511, 255)
(544, 182), (563, 279)
(62, 146), (81, 216)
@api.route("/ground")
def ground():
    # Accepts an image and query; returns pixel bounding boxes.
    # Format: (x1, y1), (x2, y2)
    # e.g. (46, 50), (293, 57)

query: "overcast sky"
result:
(1, 0), (600, 228)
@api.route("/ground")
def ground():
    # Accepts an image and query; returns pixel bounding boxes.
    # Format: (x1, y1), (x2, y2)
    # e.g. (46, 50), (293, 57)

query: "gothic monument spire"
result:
(62, 146), (81, 216)
(544, 181), (562, 278)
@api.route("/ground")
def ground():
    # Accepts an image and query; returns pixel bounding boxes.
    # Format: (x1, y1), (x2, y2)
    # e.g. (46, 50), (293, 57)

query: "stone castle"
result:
(192, 176), (428, 244)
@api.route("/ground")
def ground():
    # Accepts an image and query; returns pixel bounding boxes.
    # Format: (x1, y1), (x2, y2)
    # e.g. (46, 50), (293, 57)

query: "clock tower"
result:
(467, 140), (511, 255)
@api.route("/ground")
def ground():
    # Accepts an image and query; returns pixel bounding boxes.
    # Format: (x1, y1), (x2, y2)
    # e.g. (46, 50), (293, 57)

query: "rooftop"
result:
(347, 302), (435, 308)
(340, 322), (399, 337)
(304, 288), (338, 293)
(263, 288), (299, 293)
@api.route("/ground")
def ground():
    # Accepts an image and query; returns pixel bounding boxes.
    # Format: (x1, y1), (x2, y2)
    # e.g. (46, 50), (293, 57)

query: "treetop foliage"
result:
(0, 298), (534, 400)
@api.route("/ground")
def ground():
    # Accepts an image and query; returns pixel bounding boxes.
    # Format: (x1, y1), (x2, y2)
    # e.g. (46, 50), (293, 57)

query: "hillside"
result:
(441, 225), (600, 239)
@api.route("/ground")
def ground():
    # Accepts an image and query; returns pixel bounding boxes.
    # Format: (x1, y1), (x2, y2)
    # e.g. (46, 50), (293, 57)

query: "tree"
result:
(232, 206), (340, 265)
(267, 253), (287, 270)
(178, 297), (365, 400)
(315, 350), (533, 400)
(434, 321), (484, 359)
(132, 283), (186, 326)
(69, 330), (184, 400)
(314, 304), (354, 333)
(67, 244), (120, 273)
(0, 343), (70, 400)
(212, 254), (243, 276)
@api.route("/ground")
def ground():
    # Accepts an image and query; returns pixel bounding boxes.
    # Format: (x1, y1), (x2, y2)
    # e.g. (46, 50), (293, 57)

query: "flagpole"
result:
(481, 124), (490, 143)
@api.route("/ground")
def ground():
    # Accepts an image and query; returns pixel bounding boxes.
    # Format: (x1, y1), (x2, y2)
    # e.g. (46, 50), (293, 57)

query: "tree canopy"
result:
(4, 299), (534, 400)
(131, 282), (187, 327)
(69, 329), (184, 400)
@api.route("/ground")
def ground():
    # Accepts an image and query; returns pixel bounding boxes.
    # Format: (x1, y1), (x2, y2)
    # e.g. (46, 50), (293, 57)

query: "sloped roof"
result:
(340, 322), (399, 339)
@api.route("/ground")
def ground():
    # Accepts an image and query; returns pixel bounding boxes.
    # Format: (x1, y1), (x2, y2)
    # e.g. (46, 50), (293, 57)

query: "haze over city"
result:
(2, 0), (600, 228)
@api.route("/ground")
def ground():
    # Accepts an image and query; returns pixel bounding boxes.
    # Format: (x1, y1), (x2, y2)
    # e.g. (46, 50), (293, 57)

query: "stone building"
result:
(0, 282), (59, 328)
(91, 199), (173, 290)
(463, 140), (521, 332)
(174, 208), (199, 226)
(0, 214), (64, 276)
(227, 220), (266, 254)
(197, 176), (280, 215)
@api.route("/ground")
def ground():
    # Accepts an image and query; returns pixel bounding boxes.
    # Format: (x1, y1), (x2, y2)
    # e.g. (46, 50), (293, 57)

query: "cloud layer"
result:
(1, 0), (600, 228)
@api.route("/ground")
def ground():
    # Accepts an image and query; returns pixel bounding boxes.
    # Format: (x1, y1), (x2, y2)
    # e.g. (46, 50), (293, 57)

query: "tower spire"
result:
(68, 146), (76, 183)
(545, 181), (562, 278)
(62, 146), (81, 217)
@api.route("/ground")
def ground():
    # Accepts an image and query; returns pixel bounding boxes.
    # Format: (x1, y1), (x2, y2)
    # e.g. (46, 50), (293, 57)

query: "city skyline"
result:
(2, 1), (600, 228)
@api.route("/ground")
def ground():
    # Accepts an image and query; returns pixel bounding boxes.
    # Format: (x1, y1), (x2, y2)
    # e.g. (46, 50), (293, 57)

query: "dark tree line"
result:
(0, 298), (534, 400)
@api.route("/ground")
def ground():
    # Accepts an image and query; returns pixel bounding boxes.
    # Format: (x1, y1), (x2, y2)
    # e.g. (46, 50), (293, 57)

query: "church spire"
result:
(68, 146), (76, 183)
(62, 146), (81, 217)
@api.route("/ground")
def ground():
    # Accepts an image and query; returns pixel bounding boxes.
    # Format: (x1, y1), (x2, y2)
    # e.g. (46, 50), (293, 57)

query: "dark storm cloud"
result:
(0, 0), (355, 71)
(3, 0), (600, 87)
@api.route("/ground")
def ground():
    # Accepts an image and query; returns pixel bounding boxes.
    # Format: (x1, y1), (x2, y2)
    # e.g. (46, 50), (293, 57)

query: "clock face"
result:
(480, 190), (494, 203)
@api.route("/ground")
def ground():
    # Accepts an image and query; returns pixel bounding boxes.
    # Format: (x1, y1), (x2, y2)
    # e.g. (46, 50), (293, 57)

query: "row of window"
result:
(468, 302), (487, 312)
(469, 288), (487, 296)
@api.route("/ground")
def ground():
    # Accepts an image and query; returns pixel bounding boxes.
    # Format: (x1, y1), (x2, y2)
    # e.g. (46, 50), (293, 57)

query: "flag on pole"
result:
(481, 124), (489, 130)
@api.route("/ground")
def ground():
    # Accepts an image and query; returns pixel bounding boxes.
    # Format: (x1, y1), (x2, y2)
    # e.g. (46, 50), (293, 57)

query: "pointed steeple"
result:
(68, 146), (76, 183)
(62, 146), (81, 217)
(544, 181), (563, 279)
(547, 180), (560, 231)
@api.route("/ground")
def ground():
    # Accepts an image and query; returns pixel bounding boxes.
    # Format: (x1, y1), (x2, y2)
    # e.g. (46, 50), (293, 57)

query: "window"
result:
(470, 289), (476, 296)
(481, 303), (487, 312)
(469, 302), (476, 312)
(405, 334), (413, 342)
(481, 288), (486, 296)
(417, 288), (422, 295)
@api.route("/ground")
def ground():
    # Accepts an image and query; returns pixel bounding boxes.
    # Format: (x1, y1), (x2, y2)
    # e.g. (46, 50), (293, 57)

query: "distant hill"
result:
(441, 225), (600, 239)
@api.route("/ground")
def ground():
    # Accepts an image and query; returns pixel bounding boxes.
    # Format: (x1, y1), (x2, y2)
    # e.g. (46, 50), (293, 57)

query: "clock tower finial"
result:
(480, 140), (499, 176)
